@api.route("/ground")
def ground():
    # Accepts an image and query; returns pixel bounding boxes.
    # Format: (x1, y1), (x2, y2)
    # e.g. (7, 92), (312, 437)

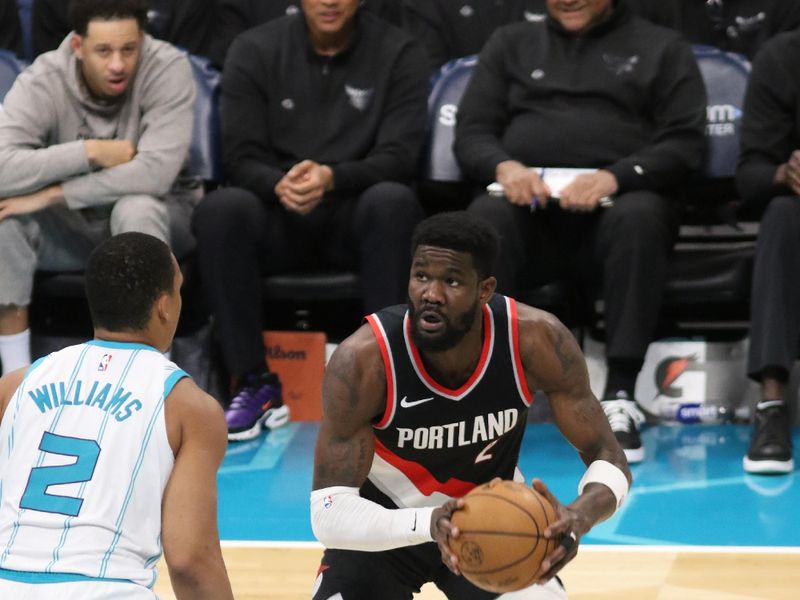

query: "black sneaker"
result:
(743, 401), (794, 475)
(602, 392), (646, 464)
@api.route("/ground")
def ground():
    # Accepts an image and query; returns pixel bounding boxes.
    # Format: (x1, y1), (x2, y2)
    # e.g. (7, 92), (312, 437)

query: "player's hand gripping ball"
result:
(448, 479), (560, 593)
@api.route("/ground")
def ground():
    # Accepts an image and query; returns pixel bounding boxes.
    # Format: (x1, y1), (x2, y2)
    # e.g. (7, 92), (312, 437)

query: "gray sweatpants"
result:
(0, 193), (196, 306)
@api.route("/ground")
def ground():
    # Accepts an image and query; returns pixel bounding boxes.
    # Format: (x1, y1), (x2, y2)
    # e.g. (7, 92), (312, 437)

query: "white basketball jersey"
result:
(0, 340), (185, 588)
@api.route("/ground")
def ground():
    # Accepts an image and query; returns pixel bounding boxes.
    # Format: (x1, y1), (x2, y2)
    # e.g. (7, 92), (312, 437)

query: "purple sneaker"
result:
(225, 372), (290, 441)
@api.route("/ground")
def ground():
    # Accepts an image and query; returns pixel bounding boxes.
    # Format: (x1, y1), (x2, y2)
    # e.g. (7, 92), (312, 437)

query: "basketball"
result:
(448, 480), (560, 593)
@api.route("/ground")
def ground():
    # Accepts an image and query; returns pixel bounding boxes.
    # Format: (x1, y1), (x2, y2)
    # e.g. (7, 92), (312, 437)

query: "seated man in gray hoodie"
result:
(0, 0), (196, 375)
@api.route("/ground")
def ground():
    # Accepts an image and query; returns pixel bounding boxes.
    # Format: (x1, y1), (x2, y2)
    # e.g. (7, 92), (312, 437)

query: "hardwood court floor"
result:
(151, 422), (800, 599)
(154, 546), (800, 600)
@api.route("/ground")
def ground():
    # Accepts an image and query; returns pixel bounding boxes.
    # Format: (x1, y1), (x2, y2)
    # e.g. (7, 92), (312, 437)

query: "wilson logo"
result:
(265, 345), (306, 360)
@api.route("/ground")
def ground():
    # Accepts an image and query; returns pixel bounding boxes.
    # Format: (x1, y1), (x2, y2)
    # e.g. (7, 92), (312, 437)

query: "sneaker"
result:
(602, 393), (646, 464)
(743, 401), (794, 475)
(225, 372), (290, 441)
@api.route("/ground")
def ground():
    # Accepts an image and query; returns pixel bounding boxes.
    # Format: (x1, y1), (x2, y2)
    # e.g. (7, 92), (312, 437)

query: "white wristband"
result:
(578, 460), (629, 511)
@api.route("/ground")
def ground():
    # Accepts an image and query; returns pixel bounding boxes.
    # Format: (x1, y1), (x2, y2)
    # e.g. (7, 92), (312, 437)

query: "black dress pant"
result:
(747, 195), (800, 381)
(468, 190), (679, 360)
(192, 182), (423, 376)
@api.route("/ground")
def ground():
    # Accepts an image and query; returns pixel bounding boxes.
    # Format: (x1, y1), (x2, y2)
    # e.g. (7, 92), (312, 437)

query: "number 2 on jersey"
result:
(20, 432), (101, 517)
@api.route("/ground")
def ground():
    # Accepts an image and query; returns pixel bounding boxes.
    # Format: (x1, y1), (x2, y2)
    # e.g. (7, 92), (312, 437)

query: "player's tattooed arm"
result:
(312, 325), (386, 490)
(517, 305), (627, 471)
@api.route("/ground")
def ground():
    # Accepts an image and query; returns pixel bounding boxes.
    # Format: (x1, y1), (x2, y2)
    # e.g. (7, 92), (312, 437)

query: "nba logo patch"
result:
(98, 354), (112, 372)
(323, 495), (333, 509)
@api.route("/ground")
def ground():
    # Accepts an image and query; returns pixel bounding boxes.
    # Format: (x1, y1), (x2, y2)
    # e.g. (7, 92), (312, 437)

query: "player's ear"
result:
(479, 276), (497, 303)
(155, 292), (170, 323)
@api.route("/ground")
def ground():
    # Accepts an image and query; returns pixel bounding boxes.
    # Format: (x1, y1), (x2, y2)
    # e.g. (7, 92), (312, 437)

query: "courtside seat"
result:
(260, 271), (364, 338)
(263, 272), (362, 303)
(417, 55), (478, 213)
(0, 48), (24, 103)
(185, 52), (222, 184)
(15, 0), (33, 61)
(422, 54), (478, 183)
(656, 46), (756, 332)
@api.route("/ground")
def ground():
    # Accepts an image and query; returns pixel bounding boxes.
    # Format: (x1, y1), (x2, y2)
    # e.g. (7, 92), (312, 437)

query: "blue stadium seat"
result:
(692, 45), (750, 179)
(659, 46), (757, 332)
(185, 52), (222, 183)
(421, 54), (477, 182)
(0, 48), (24, 104)
(15, 0), (33, 62)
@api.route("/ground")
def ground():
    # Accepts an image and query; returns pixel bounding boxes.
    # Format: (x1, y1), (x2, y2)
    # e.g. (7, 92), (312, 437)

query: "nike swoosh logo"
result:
(411, 513), (417, 531)
(400, 396), (436, 408)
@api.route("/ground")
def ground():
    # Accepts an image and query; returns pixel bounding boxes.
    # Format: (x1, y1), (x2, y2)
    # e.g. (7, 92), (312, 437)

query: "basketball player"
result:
(0, 233), (233, 599)
(311, 212), (632, 599)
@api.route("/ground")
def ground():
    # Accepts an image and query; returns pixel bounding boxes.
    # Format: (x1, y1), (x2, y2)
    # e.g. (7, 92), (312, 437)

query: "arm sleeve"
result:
(219, 34), (287, 203)
(604, 39), (707, 193)
(0, 71), (91, 197)
(61, 53), (196, 209)
(735, 40), (797, 209)
(453, 30), (516, 184)
(330, 40), (429, 194)
(310, 486), (435, 552)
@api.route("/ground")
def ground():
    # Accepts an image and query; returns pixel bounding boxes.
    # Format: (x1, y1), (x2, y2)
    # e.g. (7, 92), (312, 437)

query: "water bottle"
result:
(659, 403), (731, 424)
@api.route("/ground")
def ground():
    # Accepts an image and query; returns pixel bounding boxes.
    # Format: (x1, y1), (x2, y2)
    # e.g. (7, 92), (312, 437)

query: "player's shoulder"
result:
(168, 377), (224, 420)
(329, 322), (384, 375)
(514, 301), (564, 328)
(167, 378), (226, 440)
(164, 377), (227, 459)
(513, 301), (574, 347)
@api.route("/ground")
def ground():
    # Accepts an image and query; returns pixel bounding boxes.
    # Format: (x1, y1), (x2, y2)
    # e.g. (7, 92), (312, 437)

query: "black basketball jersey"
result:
(362, 294), (532, 510)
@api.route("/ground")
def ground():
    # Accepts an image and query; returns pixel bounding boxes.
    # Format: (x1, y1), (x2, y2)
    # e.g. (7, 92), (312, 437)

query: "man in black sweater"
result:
(735, 30), (800, 475)
(402, 0), (546, 73)
(454, 0), (707, 463)
(192, 0), (428, 441)
(209, 0), (402, 68)
(630, 0), (800, 61)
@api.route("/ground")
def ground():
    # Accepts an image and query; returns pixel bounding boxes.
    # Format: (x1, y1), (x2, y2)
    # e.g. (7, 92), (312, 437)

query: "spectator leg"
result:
(747, 195), (800, 381)
(192, 188), (272, 377)
(596, 191), (678, 361)
(353, 182), (424, 312)
(467, 194), (530, 296)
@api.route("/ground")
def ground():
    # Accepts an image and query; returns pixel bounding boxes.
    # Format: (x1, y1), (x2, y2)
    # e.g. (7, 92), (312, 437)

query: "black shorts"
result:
(312, 542), (502, 600)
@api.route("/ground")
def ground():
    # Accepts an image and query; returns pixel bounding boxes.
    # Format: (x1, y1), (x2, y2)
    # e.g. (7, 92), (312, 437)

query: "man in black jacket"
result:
(402, 0), (546, 73)
(192, 0), (428, 441)
(454, 0), (707, 464)
(209, 0), (402, 68)
(735, 30), (800, 475)
(630, 0), (800, 61)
